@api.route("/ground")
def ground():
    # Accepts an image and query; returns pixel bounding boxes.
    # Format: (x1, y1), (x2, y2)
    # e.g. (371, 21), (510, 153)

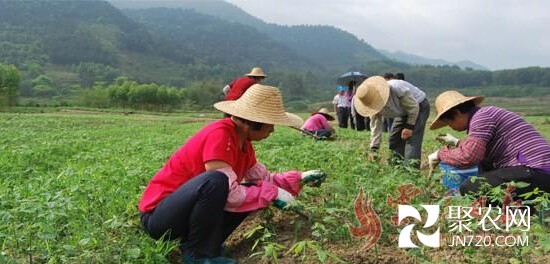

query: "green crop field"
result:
(1, 109), (550, 263)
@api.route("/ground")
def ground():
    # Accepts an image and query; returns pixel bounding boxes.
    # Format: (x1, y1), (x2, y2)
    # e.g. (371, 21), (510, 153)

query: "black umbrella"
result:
(337, 71), (368, 86)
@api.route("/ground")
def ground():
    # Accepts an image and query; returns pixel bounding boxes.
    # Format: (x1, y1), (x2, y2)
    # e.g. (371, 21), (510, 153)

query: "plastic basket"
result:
(439, 162), (478, 191)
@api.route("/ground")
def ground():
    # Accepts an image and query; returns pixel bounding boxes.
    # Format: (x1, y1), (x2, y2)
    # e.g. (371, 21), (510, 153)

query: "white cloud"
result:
(226, 0), (550, 70)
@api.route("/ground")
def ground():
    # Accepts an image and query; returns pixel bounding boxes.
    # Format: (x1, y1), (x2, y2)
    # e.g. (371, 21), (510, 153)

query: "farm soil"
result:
(167, 212), (550, 263)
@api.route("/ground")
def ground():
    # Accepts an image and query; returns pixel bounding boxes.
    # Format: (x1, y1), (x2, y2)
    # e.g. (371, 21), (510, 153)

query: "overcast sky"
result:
(225, 0), (550, 70)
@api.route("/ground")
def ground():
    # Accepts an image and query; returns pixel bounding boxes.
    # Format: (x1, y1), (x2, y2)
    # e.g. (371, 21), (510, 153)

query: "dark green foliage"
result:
(0, 63), (21, 107)
(123, 8), (313, 69)
(76, 63), (119, 87)
(0, 0), (156, 67)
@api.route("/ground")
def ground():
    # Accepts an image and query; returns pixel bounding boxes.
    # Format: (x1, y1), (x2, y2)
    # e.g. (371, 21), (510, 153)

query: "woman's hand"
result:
(301, 170), (327, 187)
(401, 128), (413, 140)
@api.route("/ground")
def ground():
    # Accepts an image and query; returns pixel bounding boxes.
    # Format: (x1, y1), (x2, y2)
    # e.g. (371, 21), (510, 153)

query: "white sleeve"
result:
(222, 84), (230, 95)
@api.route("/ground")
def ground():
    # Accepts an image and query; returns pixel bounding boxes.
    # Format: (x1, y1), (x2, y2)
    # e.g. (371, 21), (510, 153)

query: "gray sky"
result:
(225, 0), (550, 70)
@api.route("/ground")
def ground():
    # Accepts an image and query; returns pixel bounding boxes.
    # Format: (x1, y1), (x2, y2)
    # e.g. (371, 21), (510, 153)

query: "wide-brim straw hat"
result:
(315, 108), (335, 121)
(430, 90), (484, 130)
(214, 84), (303, 127)
(245, 67), (267, 78)
(353, 76), (390, 117)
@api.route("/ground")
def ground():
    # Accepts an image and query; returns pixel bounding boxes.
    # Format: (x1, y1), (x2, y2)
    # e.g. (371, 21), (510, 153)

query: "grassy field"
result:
(1, 108), (550, 263)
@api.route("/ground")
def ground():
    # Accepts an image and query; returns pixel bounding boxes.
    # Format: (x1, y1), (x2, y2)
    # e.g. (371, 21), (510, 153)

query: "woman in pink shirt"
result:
(138, 84), (327, 263)
(301, 108), (335, 139)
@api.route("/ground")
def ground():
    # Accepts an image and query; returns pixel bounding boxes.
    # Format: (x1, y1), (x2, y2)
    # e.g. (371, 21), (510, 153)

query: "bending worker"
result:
(428, 90), (550, 198)
(354, 76), (429, 168)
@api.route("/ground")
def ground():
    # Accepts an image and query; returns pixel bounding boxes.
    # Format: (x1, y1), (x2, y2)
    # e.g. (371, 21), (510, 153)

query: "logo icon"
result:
(348, 187), (382, 251)
(398, 205), (440, 248)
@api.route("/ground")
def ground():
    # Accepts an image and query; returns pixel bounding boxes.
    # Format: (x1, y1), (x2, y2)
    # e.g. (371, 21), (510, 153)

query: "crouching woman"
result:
(138, 84), (326, 263)
(428, 90), (550, 199)
(301, 108), (336, 139)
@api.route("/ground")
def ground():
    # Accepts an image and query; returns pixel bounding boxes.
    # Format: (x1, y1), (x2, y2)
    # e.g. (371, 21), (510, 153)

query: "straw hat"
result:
(353, 76), (390, 117)
(214, 84), (303, 127)
(245, 67), (267, 78)
(315, 108), (335, 121)
(430, 90), (484, 130)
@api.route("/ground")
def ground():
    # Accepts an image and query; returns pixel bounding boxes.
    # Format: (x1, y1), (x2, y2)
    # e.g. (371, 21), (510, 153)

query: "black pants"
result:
(382, 118), (393, 132)
(354, 113), (370, 131)
(460, 166), (550, 198)
(140, 171), (249, 258)
(337, 107), (353, 128)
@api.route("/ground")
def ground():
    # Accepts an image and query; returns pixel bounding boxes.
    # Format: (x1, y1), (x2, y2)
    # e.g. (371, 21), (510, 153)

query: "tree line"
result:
(3, 61), (550, 112)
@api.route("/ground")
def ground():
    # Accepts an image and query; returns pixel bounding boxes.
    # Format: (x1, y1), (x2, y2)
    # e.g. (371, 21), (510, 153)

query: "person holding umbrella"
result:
(354, 76), (429, 168)
(138, 84), (328, 263)
(336, 72), (368, 130)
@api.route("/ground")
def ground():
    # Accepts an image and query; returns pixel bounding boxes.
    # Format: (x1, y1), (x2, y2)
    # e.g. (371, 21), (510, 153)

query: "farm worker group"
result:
(137, 66), (550, 263)
(347, 75), (550, 198)
(353, 75), (550, 197)
(138, 84), (327, 263)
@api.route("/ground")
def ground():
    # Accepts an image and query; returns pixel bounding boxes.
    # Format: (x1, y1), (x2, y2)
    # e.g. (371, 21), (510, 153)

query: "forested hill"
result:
(1, 0), (550, 111)
(0, 0), (328, 91)
(112, 0), (387, 68)
(123, 8), (314, 69)
(0, 0), (156, 66)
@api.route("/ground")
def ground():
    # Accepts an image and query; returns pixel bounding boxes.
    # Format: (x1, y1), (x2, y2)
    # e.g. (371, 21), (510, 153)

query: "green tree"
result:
(0, 63), (21, 107)
(31, 75), (55, 97)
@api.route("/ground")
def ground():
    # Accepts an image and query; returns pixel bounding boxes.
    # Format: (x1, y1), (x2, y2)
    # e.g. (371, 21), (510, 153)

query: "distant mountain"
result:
(378, 49), (489, 71)
(123, 8), (313, 70)
(0, 0), (318, 87)
(0, 0), (157, 66)
(6, 0), (544, 104)
(110, 0), (387, 68)
(110, 0), (266, 29)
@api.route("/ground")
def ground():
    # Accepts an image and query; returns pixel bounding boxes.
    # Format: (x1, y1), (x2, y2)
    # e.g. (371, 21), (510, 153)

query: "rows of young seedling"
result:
(1, 112), (549, 263)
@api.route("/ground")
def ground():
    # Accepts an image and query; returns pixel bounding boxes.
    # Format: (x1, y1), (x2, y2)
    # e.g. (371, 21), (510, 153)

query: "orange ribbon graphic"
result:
(348, 187), (382, 251)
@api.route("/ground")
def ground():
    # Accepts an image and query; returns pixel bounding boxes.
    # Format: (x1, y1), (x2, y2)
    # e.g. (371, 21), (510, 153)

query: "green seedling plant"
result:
(286, 240), (345, 263)
(2, 112), (550, 263)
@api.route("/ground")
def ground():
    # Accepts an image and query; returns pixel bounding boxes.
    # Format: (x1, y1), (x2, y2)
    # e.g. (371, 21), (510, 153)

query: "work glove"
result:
(301, 170), (327, 187)
(428, 150), (440, 170)
(273, 187), (295, 209)
(436, 133), (459, 147)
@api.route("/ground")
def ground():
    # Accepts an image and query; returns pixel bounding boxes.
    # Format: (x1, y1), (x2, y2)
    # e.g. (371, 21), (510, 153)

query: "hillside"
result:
(0, 0), (156, 66)
(111, 0), (388, 68)
(2, 0), (550, 110)
(0, 0), (191, 88)
(123, 8), (314, 70)
(0, 0), (322, 89)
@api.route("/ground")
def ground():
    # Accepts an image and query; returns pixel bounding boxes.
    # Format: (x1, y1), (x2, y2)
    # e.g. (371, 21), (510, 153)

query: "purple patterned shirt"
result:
(468, 106), (550, 171)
